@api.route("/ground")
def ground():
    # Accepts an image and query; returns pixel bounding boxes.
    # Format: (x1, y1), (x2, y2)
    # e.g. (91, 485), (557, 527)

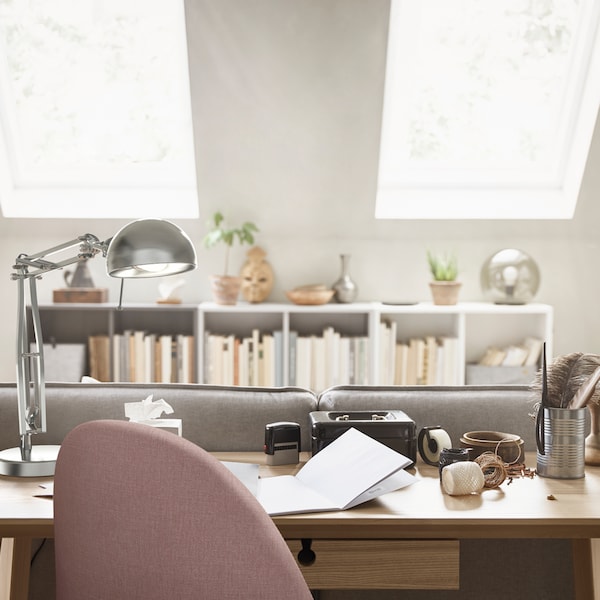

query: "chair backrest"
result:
(54, 420), (312, 600)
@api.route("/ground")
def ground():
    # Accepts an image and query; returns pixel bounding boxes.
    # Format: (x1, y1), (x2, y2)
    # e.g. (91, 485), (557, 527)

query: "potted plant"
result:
(203, 212), (259, 305)
(427, 251), (461, 305)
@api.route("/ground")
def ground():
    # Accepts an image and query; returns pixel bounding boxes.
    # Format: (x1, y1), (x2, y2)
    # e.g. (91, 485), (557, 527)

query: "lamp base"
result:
(0, 445), (60, 477)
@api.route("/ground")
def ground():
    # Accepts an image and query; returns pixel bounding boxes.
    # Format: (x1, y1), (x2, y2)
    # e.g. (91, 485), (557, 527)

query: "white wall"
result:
(0, 0), (598, 380)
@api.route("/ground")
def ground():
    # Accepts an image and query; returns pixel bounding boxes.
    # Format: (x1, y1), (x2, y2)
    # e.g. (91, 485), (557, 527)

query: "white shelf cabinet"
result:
(199, 301), (553, 388)
(375, 302), (553, 386)
(27, 303), (199, 382)
(29, 301), (553, 389)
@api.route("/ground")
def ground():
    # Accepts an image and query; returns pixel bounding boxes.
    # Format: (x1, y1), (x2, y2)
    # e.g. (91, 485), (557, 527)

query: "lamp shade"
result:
(106, 219), (197, 278)
(480, 248), (540, 304)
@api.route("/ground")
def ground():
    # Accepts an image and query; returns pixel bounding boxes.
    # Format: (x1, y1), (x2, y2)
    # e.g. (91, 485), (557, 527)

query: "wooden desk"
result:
(1, 453), (600, 599)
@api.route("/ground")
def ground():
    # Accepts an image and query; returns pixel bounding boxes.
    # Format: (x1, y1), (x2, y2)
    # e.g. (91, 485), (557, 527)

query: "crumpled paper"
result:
(124, 394), (174, 422)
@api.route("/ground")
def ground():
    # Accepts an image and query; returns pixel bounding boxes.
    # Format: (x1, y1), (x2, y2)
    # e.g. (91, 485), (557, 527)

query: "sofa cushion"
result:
(0, 383), (318, 452)
(317, 384), (540, 453)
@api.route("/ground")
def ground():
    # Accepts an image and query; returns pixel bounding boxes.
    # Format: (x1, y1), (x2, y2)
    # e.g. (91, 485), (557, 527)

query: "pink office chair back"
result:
(54, 420), (312, 600)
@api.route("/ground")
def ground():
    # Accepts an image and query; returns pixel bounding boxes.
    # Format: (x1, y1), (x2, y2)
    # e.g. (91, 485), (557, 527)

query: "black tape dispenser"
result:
(417, 425), (452, 466)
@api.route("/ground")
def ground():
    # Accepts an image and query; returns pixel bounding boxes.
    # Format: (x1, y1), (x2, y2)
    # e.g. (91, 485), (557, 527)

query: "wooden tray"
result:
(53, 288), (109, 303)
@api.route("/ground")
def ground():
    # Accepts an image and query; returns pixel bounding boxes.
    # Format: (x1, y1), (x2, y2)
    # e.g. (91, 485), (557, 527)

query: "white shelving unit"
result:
(30, 301), (553, 389)
(376, 302), (553, 385)
(199, 302), (375, 388)
(27, 303), (199, 382)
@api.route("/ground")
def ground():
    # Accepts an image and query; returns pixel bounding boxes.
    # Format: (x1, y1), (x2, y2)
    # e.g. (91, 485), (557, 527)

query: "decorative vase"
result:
(429, 281), (461, 306)
(585, 403), (600, 465)
(332, 254), (357, 303)
(209, 275), (242, 305)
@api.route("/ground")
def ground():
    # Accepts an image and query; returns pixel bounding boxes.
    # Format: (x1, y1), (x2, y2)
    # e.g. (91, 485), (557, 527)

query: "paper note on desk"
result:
(222, 461), (259, 497)
(34, 482), (54, 498)
(257, 427), (415, 515)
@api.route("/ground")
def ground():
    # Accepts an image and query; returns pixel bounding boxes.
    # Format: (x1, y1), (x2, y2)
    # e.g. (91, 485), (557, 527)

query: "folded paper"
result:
(257, 427), (415, 515)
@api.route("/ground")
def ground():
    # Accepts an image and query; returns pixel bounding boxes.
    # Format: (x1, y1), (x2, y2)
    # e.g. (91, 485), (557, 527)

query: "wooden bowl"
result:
(460, 430), (524, 463)
(286, 287), (334, 305)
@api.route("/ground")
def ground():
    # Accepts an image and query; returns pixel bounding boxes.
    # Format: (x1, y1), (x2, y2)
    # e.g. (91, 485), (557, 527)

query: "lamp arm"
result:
(16, 274), (45, 460)
(12, 234), (108, 280)
(12, 233), (107, 461)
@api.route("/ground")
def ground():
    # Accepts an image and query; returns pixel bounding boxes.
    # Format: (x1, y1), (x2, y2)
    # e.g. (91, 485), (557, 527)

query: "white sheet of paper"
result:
(258, 475), (338, 515)
(222, 461), (260, 497)
(343, 468), (416, 509)
(296, 428), (412, 508)
(257, 428), (415, 515)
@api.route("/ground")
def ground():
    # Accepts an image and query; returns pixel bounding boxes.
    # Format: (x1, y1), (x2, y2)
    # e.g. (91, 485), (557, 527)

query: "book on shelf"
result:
(384, 329), (459, 386)
(378, 320), (397, 386)
(522, 337), (544, 366)
(273, 330), (284, 387)
(424, 336), (438, 386)
(311, 336), (326, 392)
(441, 336), (460, 385)
(251, 329), (260, 387)
(88, 335), (110, 382)
(394, 342), (409, 386)
(295, 335), (312, 389)
(158, 334), (173, 383)
(501, 345), (530, 367)
(288, 331), (298, 386)
(477, 337), (543, 368)
(204, 329), (282, 388)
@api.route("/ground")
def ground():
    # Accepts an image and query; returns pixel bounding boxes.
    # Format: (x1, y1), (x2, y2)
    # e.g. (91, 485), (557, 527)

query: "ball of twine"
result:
(474, 451), (508, 488)
(441, 461), (485, 496)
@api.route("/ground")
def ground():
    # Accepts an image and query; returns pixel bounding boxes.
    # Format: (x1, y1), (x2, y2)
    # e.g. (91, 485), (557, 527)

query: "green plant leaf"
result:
(427, 250), (458, 281)
(203, 212), (260, 275)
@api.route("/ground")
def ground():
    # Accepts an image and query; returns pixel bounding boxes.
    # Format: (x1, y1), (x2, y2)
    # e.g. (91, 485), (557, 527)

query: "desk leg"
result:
(0, 538), (31, 600)
(593, 539), (600, 600)
(572, 539), (596, 600)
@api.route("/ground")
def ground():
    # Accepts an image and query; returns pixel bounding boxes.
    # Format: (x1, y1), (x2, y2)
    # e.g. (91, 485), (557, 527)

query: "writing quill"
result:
(536, 342), (547, 455)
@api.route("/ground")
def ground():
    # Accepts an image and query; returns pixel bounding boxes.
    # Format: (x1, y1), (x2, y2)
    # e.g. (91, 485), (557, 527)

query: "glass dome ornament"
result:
(480, 249), (540, 304)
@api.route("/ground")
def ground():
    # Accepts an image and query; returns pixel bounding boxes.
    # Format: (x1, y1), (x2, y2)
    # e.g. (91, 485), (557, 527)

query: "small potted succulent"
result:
(203, 212), (259, 305)
(427, 251), (461, 305)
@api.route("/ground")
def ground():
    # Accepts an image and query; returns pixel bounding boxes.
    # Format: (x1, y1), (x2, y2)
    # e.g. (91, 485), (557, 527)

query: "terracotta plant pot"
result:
(209, 275), (242, 305)
(429, 281), (461, 305)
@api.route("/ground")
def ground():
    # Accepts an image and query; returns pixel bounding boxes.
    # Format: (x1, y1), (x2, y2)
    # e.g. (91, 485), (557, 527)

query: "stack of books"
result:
(379, 321), (460, 386)
(203, 327), (370, 391)
(477, 337), (543, 368)
(88, 332), (195, 383)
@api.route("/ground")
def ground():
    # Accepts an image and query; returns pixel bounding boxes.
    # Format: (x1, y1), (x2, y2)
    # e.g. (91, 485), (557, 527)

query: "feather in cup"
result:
(530, 352), (600, 409)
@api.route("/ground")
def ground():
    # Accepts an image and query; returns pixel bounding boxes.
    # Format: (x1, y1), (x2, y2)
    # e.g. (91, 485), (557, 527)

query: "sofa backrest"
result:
(317, 384), (541, 453)
(3, 382), (583, 457)
(0, 383), (318, 452)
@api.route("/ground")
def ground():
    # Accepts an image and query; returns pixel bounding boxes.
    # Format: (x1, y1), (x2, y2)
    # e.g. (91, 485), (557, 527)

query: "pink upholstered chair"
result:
(54, 420), (313, 600)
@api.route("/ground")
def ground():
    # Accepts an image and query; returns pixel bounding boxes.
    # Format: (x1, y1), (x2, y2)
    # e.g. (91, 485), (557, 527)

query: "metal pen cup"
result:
(536, 407), (586, 479)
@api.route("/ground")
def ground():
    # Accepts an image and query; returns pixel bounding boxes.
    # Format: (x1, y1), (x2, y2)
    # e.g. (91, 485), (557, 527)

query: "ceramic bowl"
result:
(459, 430), (524, 464)
(286, 287), (334, 305)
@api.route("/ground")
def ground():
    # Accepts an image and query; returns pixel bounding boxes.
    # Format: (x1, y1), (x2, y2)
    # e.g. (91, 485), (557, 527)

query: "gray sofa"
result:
(0, 382), (576, 599)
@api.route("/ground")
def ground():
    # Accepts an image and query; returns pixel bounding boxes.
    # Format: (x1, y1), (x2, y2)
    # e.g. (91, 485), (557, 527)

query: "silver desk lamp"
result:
(0, 218), (197, 477)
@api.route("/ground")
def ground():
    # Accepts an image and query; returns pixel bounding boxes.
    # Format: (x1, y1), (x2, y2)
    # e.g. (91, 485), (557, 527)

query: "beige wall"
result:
(0, 0), (598, 380)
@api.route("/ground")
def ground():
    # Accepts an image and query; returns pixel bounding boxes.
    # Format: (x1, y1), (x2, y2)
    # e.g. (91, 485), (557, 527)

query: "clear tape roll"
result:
(442, 461), (485, 496)
(418, 428), (452, 465)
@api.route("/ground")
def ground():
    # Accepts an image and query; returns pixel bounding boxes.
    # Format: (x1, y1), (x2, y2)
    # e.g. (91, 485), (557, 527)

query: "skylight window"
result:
(0, 0), (198, 218)
(376, 0), (600, 219)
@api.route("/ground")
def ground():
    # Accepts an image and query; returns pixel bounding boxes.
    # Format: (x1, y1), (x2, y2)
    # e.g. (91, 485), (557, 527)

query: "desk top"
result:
(2, 452), (600, 540)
